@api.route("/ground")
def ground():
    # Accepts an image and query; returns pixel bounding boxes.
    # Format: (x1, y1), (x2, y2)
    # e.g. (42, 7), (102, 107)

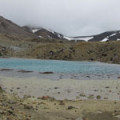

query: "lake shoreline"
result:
(0, 75), (120, 101)
(0, 56), (120, 65)
(0, 68), (120, 80)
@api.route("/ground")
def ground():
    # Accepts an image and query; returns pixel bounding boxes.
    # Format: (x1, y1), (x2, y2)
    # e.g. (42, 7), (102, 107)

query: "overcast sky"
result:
(0, 0), (120, 36)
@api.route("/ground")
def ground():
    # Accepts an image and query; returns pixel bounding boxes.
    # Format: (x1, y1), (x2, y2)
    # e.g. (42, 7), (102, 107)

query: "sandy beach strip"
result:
(0, 75), (120, 101)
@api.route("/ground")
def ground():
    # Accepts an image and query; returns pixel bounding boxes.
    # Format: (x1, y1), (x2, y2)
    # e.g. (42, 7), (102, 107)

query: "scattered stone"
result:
(0, 86), (3, 92)
(23, 95), (31, 98)
(88, 94), (94, 99)
(114, 101), (117, 104)
(68, 106), (75, 110)
(109, 90), (112, 92)
(16, 87), (20, 90)
(94, 89), (98, 92)
(105, 86), (110, 89)
(75, 117), (83, 120)
(8, 100), (16, 104)
(76, 96), (80, 99)
(54, 87), (59, 89)
(24, 104), (33, 109)
(104, 97), (108, 100)
(59, 101), (65, 105)
(7, 109), (13, 115)
(37, 97), (41, 99)
(80, 93), (86, 97)
(0, 110), (4, 114)
(41, 96), (49, 100)
(39, 102), (46, 105)
(115, 115), (120, 118)
(96, 95), (101, 99)
(10, 89), (13, 92)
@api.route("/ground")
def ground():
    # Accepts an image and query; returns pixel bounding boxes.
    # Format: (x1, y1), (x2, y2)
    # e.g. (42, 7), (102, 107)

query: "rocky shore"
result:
(0, 85), (120, 120)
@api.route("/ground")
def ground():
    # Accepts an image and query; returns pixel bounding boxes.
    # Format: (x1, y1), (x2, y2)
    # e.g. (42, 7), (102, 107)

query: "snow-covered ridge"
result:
(31, 27), (120, 42)
(64, 36), (93, 41)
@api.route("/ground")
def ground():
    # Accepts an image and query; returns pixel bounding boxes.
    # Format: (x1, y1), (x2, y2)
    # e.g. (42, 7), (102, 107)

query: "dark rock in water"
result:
(86, 76), (90, 78)
(39, 72), (54, 74)
(17, 70), (33, 73)
(117, 76), (120, 79)
(0, 69), (13, 71)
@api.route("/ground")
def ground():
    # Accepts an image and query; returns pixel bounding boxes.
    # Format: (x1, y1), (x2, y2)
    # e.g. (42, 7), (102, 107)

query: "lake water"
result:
(0, 58), (120, 75)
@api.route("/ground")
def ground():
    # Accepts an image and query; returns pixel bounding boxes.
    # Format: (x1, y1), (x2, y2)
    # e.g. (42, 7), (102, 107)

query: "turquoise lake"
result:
(0, 58), (120, 74)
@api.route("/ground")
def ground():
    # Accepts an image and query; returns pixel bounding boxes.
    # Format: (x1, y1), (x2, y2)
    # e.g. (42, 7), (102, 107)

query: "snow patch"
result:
(74, 37), (93, 41)
(57, 34), (61, 38)
(32, 29), (39, 33)
(63, 36), (73, 40)
(64, 36), (93, 41)
(109, 33), (117, 37)
(101, 37), (108, 42)
(38, 35), (43, 38)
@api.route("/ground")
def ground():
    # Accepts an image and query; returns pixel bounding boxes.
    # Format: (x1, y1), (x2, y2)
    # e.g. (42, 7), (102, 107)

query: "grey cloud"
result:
(0, 0), (120, 36)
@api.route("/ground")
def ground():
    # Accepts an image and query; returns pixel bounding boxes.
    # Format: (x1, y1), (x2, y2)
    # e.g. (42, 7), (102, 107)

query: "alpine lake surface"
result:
(0, 58), (120, 80)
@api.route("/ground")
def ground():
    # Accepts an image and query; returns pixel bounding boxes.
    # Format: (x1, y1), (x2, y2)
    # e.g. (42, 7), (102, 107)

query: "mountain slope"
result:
(66, 31), (120, 42)
(0, 16), (36, 39)
(89, 31), (120, 42)
(1, 16), (120, 42)
(31, 27), (120, 42)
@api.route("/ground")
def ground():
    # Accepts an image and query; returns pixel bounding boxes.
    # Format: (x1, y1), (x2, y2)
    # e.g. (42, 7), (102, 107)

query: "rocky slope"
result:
(11, 41), (120, 64)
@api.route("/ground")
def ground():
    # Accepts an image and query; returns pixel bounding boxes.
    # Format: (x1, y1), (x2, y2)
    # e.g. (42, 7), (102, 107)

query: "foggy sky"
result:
(0, 0), (120, 36)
